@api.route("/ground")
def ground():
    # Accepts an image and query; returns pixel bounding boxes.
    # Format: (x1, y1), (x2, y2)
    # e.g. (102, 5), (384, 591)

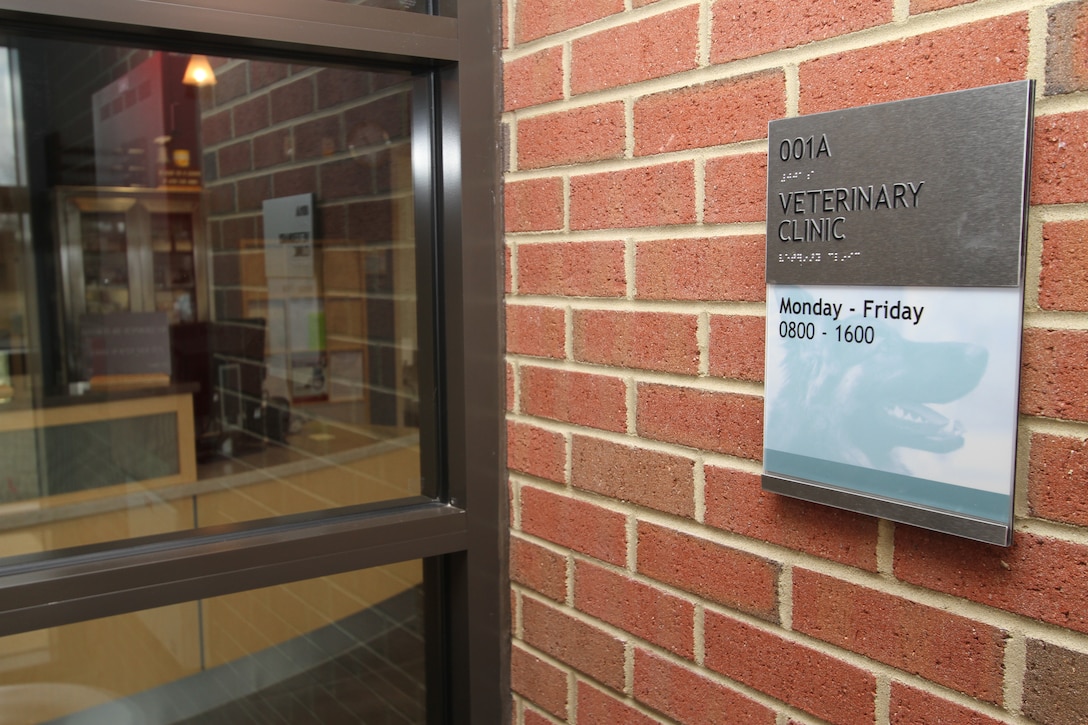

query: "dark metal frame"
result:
(0, 1), (506, 723)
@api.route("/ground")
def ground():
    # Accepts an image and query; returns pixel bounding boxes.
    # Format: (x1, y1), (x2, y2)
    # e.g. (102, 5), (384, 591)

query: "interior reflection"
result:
(0, 34), (427, 725)
(0, 39), (422, 552)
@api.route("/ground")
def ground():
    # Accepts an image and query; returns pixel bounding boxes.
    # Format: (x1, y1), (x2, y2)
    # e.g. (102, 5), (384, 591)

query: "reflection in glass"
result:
(0, 38), (422, 557)
(0, 562), (425, 724)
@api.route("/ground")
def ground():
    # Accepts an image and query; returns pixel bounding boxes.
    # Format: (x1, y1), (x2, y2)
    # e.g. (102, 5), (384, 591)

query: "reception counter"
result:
(0, 385), (197, 507)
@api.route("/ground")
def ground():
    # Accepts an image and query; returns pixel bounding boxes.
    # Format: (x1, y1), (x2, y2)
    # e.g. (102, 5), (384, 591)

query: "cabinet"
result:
(57, 187), (208, 326)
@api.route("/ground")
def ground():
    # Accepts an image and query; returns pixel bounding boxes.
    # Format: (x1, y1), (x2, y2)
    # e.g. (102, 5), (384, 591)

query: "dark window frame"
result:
(0, 1), (506, 723)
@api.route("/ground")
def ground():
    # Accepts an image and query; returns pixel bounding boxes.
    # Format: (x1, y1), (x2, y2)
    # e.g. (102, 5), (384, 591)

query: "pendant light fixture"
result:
(182, 54), (216, 86)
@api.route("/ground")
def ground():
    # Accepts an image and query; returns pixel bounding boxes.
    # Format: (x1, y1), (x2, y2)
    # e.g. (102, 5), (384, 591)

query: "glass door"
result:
(0, 1), (503, 722)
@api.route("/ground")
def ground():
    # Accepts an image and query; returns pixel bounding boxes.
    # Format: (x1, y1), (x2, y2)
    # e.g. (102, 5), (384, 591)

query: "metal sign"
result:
(761, 81), (1034, 546)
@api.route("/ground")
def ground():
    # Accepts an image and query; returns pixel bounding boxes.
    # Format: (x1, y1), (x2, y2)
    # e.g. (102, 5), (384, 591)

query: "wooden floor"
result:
(0, 410), (424, 724)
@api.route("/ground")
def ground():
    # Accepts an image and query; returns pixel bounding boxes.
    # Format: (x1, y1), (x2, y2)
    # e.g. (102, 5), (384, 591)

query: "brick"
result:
(511, 535), (568, 601)
(1028, 433), (1088, 526)
(712, 0), (892, 64)
(704, 612), (877, 725)
(1023, 639), (1088, 725)
(368, 71), (406, 95)
(637, 383), (763, 459)
(515, 0), (624, 44)
(236, 176), (272, 212)
(511, 644), (568, 718)
(252, 129), (291, 169)
(506, 244), (513, 295)
(571, 6), (699, 95)
(208, 183), (236, 215)
(507, 420), (566, 483)
(521, 366), (627, 432)
(792, 569), (1006, 702)
(635, 237), (764, 302)
(521, 597), (626, 690)
(206, 220), (223, 251)
(321, 158), (376, 200)
(637, 521), (778, 619)
(522, 705), (550, 725)
(635, 72), (784, 156)
(202, 150), (218, 182)
(214, 63), (248, 105)
(502, 0), (510, 49)
(295, 115), (343, 161)
(373, 150), (397, 194)
(911, 0), (975, 12)
(505, 178), (564, 233)
(572, 435), (695, 518)
(345, 199), (393, 243)
(352, 95), (409, 146)
(517, 102), (625, 170)
(507, 305), (566, 359)
(216, 289), (248, 320)
(895, 528), (1088, 635)
(221, 215), (258, 250)
(1046, 1), (1088, 95)
(210, 253), (238, 287)
(1020, 328), (1088, 422)
(318, 204), (346, 242)
(708, 314), (764, 383)
(575, 560), (695, 658)
(248, 60), (289, 90)
(201, 109), (232, 147)
(704, 466), (879, 571)
(577, 683), (657, 725)
(799, 15), (1029, 114)
(270, 77), (314, 123)
(704, 154), (768, 223)
(889, 682), (1004, 725)
(346, 94), (409, 143)
(571, 162), (696, 230)
(572, 310), (699, 374)
(518, 241), (626, 297)
(505, 47), (564, 111)
(233, 94), (270, 136)
(217, 140), (251, 177)
(316, 67), (370, 109)
(1032, 112), (1088, 205)
(507, 361), (516, 411)
(521, 485), (627, 566)
(1040, 221), (1088, 310)
(273, 166), (316, 198)
(634, 649), (776, 725)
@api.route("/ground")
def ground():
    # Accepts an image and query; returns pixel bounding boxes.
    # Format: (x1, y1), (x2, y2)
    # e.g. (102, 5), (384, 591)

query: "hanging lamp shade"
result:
(182, 54), (216, 86)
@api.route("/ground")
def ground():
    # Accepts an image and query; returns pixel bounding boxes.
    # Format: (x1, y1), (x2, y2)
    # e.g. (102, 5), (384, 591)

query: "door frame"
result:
(0, 1), (506, 722)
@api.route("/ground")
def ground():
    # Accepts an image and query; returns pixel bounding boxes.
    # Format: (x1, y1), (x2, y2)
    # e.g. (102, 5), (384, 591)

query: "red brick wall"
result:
(504, 1), (1088, 723)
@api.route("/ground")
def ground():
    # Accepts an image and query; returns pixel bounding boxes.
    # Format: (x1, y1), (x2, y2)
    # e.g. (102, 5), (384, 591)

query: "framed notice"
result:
(761, 81), (1034, 546)
(263, 193), (316, 279)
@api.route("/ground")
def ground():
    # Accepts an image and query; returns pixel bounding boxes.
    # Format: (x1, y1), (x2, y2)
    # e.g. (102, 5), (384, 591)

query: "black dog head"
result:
(770, 313), (987, 471)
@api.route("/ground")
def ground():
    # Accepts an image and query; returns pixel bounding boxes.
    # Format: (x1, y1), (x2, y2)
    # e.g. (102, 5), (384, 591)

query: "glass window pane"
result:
(0, 561), (425, 723)
(0, 36), (424, 558)
(324, 0), (433, 13)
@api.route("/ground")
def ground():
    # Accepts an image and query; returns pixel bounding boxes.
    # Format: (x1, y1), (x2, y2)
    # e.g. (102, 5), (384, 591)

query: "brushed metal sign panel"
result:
(766, 81), (1033, 288)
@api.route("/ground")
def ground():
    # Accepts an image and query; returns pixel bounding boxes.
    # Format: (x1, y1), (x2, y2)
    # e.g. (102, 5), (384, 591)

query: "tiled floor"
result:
(51, 587), (426, 725)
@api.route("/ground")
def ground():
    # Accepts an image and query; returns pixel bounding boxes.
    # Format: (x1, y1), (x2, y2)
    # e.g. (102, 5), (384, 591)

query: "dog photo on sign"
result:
(764, 285), (1021, 495)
